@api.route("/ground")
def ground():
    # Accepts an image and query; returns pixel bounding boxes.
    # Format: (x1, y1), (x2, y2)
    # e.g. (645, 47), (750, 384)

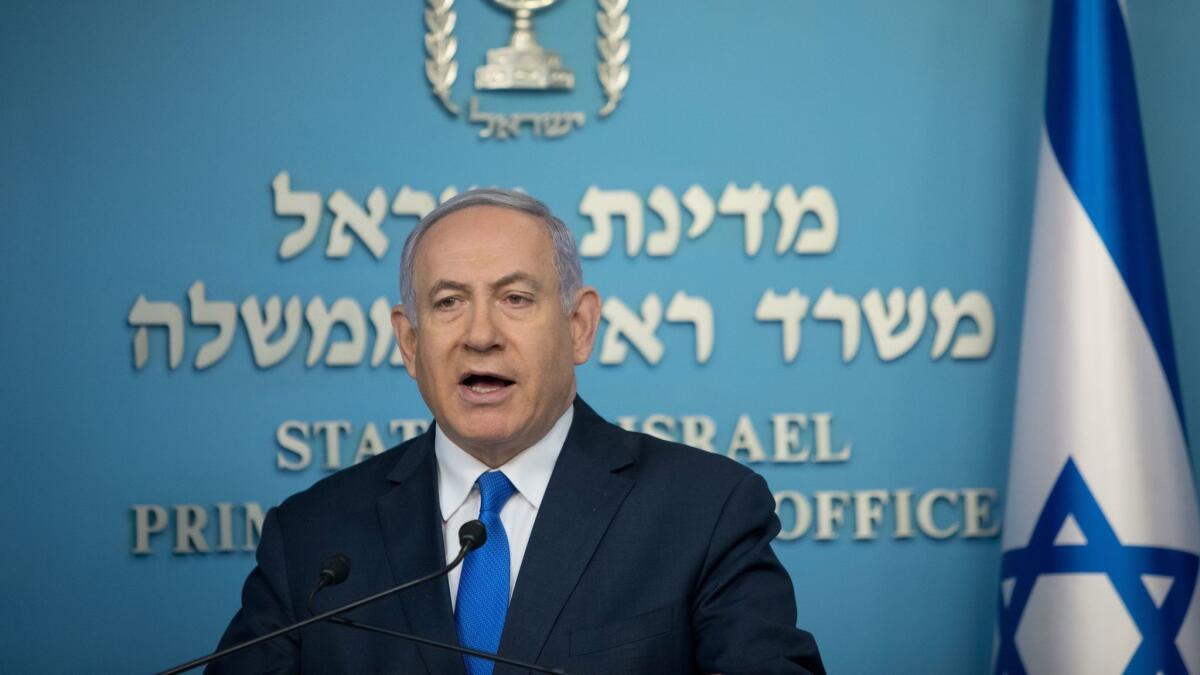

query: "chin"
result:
(454, 417), (521, 451)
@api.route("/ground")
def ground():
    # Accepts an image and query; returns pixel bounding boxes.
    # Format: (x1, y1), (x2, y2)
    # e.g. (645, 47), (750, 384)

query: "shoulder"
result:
(573, 398), (759, 496)
(272, 432), (429, 522)
(628, 427), (753, 486)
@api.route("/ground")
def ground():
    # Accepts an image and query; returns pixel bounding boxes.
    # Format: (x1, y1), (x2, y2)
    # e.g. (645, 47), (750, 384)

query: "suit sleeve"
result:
(691, 471), (825, 675)
(205, 506), (301, 674)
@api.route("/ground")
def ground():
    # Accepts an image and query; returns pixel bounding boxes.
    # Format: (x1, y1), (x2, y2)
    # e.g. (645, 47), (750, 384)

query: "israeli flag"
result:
(995, 1), (1200, 673)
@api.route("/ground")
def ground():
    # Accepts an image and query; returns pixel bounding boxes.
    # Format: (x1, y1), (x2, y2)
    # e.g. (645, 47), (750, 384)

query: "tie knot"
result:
(477, 471), (516, 515)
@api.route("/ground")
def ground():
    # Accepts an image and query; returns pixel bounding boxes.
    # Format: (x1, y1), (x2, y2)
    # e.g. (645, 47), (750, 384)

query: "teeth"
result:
(469, 384), (500, 393)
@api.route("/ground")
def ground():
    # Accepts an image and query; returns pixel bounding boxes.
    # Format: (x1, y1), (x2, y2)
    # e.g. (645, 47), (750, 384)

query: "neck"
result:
(446, 396), (574, 469)
(469, 447), (524, 470)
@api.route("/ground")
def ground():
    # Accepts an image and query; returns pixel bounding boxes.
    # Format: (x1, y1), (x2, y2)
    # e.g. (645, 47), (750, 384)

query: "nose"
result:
(462, 301), (502, 353)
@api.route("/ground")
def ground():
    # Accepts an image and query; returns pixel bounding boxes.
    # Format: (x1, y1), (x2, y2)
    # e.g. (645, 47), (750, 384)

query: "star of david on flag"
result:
(995, 1), (1200, 673)
(998, 460), (1198, 673)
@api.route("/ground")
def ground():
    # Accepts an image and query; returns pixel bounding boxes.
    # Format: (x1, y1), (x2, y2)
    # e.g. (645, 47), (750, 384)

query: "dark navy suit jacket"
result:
(209, 399), (824, 674)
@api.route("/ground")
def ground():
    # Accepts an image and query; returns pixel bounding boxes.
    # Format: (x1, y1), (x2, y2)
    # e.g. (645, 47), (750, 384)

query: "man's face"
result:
(392, 205), (600, 464)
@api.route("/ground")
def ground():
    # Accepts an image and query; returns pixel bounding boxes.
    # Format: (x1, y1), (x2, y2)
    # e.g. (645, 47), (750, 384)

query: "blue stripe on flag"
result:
(1043, 0), (1184, 423)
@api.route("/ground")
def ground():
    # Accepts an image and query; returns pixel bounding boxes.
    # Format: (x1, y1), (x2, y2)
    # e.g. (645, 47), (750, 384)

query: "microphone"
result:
(313, 522), (564, 674)
(306, 554), (351, 616)
(320, 553), (353, 584)
(157, 521), (489, 674)
(458, 518), (487, 551)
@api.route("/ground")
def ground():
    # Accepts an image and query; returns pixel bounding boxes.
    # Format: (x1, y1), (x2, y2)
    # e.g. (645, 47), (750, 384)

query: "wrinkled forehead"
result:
(411, 205), (558, 288)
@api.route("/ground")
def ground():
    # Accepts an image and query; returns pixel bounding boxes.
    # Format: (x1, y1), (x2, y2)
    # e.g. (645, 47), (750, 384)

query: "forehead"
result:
(412, 205), (556, 283)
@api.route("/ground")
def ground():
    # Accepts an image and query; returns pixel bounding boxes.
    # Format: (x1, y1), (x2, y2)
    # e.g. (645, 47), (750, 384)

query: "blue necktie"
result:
(455, 471), (516, 675)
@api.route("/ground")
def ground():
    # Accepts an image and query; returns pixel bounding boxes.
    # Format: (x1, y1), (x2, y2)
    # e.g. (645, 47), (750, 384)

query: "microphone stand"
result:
(157, 547), (470, 675)
(323, 615), (567, 675)
(302, 544), (567, 674)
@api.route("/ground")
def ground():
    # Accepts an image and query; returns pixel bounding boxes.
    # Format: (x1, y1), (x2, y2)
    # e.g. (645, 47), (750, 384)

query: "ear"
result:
(391, 304), (420, 379)
(569, 286), (601, 365)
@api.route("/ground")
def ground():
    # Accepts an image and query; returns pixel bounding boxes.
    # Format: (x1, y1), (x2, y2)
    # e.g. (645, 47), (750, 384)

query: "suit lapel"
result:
(376, 431), (466, 675)
(497, 399), (635, 668)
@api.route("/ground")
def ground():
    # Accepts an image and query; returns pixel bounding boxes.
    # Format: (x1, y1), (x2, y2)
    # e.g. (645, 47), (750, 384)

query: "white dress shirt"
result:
(435, 405), (573, 610)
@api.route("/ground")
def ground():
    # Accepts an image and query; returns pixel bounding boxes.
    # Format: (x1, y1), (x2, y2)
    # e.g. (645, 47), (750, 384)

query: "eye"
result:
(433, 296), (461, 310)
(504, 293), (532, 307)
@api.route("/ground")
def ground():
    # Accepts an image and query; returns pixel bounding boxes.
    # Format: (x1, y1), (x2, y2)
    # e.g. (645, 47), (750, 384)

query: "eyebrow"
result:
(426, 272), (543, 302)
(492, 272), (542, 292)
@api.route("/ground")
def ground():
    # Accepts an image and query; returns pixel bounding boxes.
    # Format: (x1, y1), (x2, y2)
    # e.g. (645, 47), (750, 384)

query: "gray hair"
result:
(399, 188), (584, 325)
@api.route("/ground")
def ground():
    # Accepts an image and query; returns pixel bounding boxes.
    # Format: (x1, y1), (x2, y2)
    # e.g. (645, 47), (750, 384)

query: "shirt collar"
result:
(434, 404), (574, 522)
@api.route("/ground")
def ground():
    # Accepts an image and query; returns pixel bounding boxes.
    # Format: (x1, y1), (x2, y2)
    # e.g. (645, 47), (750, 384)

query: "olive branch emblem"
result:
(596, 0), (629, 117)
(424, 0), (460, 115)
(423, 0), (631, 121)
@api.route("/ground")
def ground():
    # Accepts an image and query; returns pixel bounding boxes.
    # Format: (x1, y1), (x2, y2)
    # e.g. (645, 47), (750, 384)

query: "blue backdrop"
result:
(3, 2), (1199, 672)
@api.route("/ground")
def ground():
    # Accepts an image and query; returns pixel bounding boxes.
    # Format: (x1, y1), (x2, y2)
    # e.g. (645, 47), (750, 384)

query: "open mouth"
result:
(460, 373), (515, 394)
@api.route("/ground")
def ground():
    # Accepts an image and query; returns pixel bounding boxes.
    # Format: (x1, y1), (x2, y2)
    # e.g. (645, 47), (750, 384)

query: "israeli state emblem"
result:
(423, 0), (630, 140)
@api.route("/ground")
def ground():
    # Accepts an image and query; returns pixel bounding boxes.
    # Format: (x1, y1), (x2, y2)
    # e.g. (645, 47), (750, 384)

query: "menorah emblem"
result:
(475, 0), (575, 91)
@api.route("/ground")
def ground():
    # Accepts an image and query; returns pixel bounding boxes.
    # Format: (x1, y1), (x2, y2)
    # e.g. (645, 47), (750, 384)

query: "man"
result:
(210, 189), (824, 674)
